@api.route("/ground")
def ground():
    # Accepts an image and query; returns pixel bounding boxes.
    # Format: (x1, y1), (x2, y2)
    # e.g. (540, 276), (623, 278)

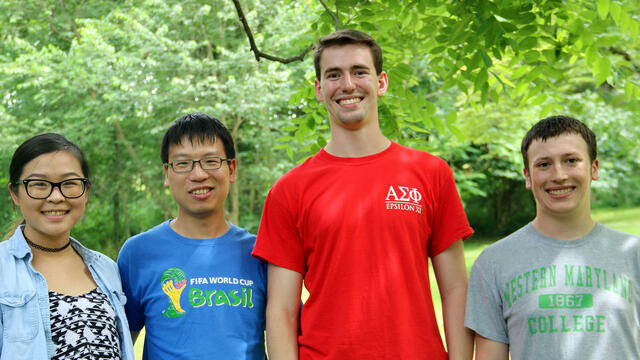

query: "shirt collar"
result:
(8, 225), (97, 263)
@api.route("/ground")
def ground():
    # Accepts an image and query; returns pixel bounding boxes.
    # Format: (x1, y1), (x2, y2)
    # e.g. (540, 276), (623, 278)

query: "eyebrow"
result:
(324, 64), (371, 74)
(171, 152), (221, 159)
(24, 172), (83, 179)
(533, 152), (581, 162)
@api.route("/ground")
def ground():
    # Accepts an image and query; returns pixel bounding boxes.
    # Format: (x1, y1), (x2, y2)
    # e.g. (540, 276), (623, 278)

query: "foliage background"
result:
(1, 0), (638, 258)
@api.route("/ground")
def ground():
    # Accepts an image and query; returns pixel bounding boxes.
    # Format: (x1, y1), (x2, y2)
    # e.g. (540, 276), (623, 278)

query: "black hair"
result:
(160, 113), (235, 164)
(521, 115), (597, 171)
(314, 29), (383, 80)
(9, 133), (90, 193)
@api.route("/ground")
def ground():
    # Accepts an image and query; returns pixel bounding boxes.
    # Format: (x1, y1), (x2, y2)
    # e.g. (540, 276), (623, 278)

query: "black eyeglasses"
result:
(164, 157), (231, 173)
(16, 178), (89, 199)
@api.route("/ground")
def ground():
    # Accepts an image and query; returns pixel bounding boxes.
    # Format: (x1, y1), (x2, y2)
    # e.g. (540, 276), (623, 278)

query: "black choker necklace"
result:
(23, 233), (71, 252)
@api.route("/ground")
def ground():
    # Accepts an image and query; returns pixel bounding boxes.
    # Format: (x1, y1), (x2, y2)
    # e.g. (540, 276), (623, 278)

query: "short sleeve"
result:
(465, 254), (509, 344)
(252, 184), (306, 275)
(117, 244), (145, 331)
(428, 159), (474, 256)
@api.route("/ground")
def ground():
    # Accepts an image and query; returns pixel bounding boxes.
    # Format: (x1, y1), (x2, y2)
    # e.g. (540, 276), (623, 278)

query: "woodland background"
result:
(1, 0), (638, 258)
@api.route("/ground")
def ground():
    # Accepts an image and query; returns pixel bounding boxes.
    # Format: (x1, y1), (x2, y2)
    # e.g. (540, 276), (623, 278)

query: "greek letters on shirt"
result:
(385, 185), (424, 214)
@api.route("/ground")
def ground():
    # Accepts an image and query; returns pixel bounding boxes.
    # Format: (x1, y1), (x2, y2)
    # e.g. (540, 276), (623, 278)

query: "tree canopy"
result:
(1, 0), (638, 256)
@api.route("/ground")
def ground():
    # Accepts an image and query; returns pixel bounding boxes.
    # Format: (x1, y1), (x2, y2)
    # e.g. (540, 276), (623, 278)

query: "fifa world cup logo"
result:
(161, 267), (187, 318)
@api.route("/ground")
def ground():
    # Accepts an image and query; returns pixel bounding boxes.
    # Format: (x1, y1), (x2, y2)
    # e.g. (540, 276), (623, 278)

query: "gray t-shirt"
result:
(465, 223), (640, 360)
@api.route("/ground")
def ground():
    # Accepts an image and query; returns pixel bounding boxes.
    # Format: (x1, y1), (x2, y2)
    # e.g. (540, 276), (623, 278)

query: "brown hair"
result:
(313, 29), (383, 80)
(521, 115), (597, 171)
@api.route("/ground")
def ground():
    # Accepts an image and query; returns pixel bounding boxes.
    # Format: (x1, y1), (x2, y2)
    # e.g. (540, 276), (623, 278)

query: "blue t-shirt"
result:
(117, 221), (266, 360)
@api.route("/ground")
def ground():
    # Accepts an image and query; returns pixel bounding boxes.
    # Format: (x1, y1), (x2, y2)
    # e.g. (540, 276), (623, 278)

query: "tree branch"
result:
(318, 0), (340, 30)
(608, 46), (640, 73)
(113, 120), (175, 218)
(232, 0), (314, 64)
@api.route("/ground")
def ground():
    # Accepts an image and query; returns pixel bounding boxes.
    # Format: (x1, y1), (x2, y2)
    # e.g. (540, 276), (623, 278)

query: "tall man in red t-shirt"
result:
(252, 29), (474, 359)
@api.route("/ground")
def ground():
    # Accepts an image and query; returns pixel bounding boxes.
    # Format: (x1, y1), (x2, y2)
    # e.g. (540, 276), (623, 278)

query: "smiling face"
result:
(314, 44), (388, 131)
(524, 133), (599, 222)
(164, 137), (236, 221)
(9, 151), (88, 244)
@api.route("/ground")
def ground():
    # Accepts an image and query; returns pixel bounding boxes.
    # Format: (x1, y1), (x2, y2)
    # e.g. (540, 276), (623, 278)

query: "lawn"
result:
(132, 206), (639, 358)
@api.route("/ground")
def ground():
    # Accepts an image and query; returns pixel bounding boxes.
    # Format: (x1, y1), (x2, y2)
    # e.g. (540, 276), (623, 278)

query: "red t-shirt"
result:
(253, 142), (473, 359)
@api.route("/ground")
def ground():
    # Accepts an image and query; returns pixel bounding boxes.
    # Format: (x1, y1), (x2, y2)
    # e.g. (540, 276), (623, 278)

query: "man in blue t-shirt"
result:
(117, 113), (266, 359)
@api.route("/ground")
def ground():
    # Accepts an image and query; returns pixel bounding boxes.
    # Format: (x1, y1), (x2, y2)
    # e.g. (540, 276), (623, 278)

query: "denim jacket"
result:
(0, 226), (135, 360)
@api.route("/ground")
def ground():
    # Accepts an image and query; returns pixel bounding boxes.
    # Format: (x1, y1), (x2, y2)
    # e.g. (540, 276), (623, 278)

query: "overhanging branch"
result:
(232, 0), (314, 64)
(318, 0), (340, 30)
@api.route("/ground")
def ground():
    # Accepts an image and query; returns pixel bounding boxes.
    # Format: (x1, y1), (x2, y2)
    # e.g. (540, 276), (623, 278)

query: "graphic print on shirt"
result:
(503, 263), (634, 335)
(161, 266), (256, 318)
(161, 267), (187, 318)
(384, 185), (423, 214)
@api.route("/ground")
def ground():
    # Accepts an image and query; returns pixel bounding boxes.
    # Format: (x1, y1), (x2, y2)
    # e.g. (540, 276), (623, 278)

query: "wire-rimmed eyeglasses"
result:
(164, 157), (232, 173)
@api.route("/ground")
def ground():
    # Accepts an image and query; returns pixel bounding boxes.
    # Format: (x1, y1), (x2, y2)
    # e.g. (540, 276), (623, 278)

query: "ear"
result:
(228, 159), (237, 183)
(8, 183), (19, 206)
(377, 71), (389, 96)
(523, 167), (532, 190)
(314, 78), (324, 101)
(591, 159), (599, 181)
(163, 165), (170, 187)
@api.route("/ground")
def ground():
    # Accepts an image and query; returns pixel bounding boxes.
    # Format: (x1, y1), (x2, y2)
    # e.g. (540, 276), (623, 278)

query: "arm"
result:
(432, 239), (473, 360)
(266, 263), (302, 360)
(475, 334), (508, 360)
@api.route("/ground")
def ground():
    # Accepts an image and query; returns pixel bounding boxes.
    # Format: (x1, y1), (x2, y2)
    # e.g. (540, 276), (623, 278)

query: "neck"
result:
(171, 212), (230, 239)
(22, 226), (72, 251)
(325, 123), (390, 157)
(531, 210), (596, 240)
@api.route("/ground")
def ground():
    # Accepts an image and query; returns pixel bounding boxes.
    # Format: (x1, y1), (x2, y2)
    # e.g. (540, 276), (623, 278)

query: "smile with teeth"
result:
(42, 210), (68, 216)
(190, 188), (211, 195)
(547, 187), (574, 195)
(338, 97), (361, 105)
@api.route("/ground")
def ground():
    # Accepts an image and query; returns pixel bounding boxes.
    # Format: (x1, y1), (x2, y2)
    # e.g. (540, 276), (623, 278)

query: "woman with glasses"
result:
(0, 133), (134, 360)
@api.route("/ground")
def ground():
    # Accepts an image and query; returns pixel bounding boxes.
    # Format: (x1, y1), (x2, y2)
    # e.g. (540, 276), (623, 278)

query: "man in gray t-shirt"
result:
(465, 116), (640, 360)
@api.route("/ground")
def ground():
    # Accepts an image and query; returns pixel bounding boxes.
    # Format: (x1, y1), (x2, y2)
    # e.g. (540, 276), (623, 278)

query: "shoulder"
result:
(474, 225), (532, 267)
(119, 221), (171, 257)
(227, 224), (257, 245)
(595, 223), (640, 247)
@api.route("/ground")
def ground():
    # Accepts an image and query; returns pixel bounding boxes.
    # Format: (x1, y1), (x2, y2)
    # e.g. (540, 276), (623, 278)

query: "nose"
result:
(188, 160), (209, 180)
(551, 163), (569, 181)
(341, 73), (356, 92)
(47, 185), (65, 202)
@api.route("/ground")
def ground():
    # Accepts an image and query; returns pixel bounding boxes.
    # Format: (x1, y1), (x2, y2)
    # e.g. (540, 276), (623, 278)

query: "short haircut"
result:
(9, 133), (90, 193)
(521, 115), (597, 171)
(160, 113), (235, 164)
(313, 29), (383, 80)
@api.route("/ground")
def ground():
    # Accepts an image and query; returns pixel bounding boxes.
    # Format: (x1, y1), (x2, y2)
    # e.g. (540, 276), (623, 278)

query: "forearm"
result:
(265, 264), (302, 360)
(441, 284), (474, 360)
(266, 305), (299, 359)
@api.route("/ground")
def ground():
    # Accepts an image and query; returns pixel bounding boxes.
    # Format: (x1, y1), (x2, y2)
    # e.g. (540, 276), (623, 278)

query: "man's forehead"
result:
(319, 44), (375, 72)
(169, 135), (222, 155)
(528, 133), (589, 157)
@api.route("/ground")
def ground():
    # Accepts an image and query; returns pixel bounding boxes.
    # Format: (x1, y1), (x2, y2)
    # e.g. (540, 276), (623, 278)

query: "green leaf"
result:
(481, 50), (493, 67)
(432, 115), (445, 134)
(585, 45), (598, 65)
(518, 37), (538, 50)
(624, 81), (639, 101)
(448, 124), (465, 141)
(597, 0), (610, 19)
(594, 57), (612, 85)
(610, 2), (622, 24)
(446, 111), (457, 124)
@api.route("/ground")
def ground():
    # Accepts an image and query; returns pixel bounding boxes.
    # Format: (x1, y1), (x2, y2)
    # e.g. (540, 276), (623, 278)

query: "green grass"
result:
(133, 206), (639, 359)
(593, 207), (640, 235)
